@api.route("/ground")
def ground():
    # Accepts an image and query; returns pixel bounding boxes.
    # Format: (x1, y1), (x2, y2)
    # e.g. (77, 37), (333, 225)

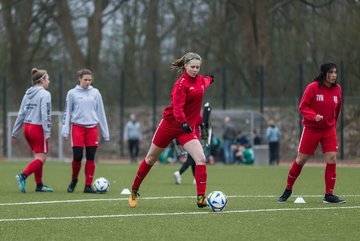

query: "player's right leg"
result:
(129, 143), (165, 208)
(67, 146), (83, 193)
(129, 119), (177, 208)
(68, 125), (86, 193)
(278, 128), (316, 203)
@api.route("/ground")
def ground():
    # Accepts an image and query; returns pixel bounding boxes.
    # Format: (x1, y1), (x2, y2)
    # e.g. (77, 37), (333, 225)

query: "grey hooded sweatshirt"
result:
(61, 85), (109, 141)
(12, 86), (52, 139)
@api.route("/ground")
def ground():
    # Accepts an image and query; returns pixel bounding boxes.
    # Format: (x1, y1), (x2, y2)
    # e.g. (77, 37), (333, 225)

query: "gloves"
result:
(181, 122), (193, 133)
(209, 75), (214, 83)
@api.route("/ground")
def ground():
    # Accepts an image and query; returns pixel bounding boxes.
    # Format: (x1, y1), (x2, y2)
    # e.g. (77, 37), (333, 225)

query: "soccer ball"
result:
(92, 177), (110, 193)
(207, 191), (228, 212)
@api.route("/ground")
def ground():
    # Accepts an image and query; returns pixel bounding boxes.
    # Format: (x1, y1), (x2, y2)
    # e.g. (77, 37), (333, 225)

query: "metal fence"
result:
(1, 63), (360, 162)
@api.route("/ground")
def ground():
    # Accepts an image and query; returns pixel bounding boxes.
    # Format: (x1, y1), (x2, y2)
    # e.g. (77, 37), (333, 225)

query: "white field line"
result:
(1, 194), (360, 206)
(1, 206), (360, 222)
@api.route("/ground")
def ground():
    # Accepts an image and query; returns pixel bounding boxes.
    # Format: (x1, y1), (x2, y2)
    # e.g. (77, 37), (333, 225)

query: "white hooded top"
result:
(61, 85), (110, 141)
(12, 86), (52, 139)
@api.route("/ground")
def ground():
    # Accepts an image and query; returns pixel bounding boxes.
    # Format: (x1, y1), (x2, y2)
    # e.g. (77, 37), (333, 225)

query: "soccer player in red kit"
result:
(278, 63), (345, 203)
(13, 68), (53, 193)
(128, 52), (214, 208)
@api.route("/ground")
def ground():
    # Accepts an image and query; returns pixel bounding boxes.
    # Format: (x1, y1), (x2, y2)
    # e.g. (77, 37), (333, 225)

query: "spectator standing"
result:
(222, 116), (237, 164)
(62, 69), (110, 193)
(13, 68), (53, 193)
(266, 119), (281, 165)
(124, 113), (142, 163)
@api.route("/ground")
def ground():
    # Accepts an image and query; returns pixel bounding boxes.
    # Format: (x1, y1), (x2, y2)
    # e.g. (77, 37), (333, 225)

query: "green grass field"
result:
(0, 161), (359, 241)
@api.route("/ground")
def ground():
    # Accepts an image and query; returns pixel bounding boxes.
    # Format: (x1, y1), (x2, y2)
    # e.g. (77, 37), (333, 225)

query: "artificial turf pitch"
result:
(0, 161), (359, 241)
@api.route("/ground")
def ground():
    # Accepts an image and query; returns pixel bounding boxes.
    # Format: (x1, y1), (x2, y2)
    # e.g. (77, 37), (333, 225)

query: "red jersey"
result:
(299, 82), (341, 129)
(162, 72), (213, 127)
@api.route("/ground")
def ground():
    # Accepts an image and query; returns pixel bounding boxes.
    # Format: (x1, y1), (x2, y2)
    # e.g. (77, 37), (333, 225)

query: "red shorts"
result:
(298, 126), (338, 155)
(152, 119), (199, 148)
(24, 123), (48, 153)
(71, 124), (99, 147)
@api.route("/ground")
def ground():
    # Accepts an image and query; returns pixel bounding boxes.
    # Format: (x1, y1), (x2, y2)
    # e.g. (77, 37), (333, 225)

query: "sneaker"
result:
(277, 189), (292, 203)
(197, 195), (207, 208)
(174, 171), (182, 184)
(35, 185), (54, 192)
(323, 194), (346, 204)
(15, 174), (26, 193)
(83, 185), (97, 193)
(67, 179), (78, 193)
(129, 190), (140, 208)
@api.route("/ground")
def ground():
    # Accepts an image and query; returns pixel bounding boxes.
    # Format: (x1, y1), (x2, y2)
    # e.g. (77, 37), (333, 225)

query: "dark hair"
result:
(31, 68), (47, 85)
(313, 63), (337, 87)
(77, 68), (93, 79)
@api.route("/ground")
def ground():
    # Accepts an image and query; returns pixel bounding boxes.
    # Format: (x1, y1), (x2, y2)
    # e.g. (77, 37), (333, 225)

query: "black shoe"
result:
(84, 185), (97, 193)
(35, 185), (54, 192)
(67, 179), (78, 193)
(323, 194), (346, 204)
(278, 189), (292, 203)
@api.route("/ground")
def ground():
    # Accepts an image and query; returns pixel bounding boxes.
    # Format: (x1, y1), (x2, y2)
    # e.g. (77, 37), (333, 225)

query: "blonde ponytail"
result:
(171, 52), (202, 72)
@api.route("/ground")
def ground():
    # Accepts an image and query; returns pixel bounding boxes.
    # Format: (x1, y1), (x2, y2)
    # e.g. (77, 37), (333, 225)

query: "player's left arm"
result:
(335, 86), (342, 122)
(40, 92), (52, 140)
(203, 75), (214, 88)
(96, 91), (110, 141)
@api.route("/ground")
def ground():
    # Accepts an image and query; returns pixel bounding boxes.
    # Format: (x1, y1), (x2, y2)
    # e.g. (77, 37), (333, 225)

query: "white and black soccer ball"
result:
(207, 191), (228, 212)
(92, 177), (110, 193)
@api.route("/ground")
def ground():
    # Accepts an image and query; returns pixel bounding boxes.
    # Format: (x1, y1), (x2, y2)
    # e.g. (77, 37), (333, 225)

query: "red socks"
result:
(34, 161), (43, 185)
(131, 160), (207, 197)
(85, 160), (95, 186)
(72, 160), (82, 180)
(132, 159), (153, 191)
(325, 163), (336, 194)
(23, 159), (43, 179)
(286, 160), (303, 190)
(285, 161), (337, 194)
(195, 164), (207, 196)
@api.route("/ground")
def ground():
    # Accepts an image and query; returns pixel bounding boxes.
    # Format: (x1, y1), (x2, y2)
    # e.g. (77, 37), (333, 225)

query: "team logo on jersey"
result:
(316, 94), (324, 101)
(334, 96), (338, 104)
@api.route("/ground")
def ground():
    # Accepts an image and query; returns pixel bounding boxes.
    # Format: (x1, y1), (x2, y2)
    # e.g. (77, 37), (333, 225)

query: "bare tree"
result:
(51, 0), (126, 72)
(1, 0), (60, 104)
(1, 0), (35, 103)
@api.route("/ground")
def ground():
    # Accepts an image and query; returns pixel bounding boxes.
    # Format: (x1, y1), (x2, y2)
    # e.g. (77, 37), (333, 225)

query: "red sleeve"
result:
(298, 84), (317, 121)
(335, 85), (342, 122)
(172, 79), (187, 125)
(203, 76), (213, 89)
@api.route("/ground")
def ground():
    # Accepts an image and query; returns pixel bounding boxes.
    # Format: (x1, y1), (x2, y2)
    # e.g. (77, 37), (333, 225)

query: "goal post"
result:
(7, 111), (65, 161)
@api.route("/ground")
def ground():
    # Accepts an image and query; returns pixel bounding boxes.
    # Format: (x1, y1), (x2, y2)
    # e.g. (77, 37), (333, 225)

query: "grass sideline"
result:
(0, 161), (359, 241)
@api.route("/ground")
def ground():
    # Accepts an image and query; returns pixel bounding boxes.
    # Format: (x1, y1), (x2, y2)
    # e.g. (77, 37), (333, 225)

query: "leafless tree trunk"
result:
(1, 0), (34, 103)
(52, 0), (110, 72)
(229, 0), (270, 97)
